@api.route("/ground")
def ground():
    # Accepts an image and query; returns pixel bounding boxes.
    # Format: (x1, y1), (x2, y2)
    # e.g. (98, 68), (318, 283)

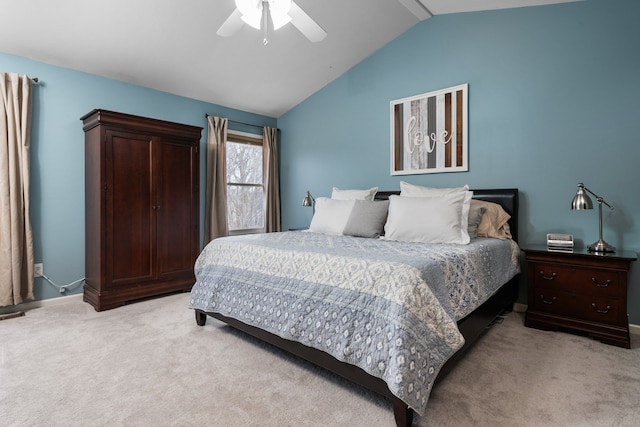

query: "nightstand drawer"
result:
(531, 289), (625, 325)
(530, 262), (623, 297)
(530, 288), (577, 315)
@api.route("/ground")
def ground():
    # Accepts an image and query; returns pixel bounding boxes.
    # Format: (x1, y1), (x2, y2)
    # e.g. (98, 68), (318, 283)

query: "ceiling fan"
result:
(217, 0), (327, 45)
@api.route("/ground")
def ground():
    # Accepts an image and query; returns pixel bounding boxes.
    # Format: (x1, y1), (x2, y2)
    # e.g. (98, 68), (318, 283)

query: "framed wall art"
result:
(390, 83), (468, 175)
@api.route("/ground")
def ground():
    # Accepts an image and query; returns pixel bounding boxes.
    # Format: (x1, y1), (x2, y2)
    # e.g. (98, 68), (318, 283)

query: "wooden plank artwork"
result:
(390, 84), (468, 175)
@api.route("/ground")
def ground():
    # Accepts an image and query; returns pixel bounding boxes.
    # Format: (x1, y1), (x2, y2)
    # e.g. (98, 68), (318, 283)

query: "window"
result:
(226, 131), (264, 234)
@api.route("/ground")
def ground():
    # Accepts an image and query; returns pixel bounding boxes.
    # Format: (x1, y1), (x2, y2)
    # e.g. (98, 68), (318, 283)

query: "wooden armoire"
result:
(82, 109), (201, 311)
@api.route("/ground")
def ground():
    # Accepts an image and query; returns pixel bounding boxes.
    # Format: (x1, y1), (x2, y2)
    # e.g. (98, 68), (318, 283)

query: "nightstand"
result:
(524, 245), (637, 348)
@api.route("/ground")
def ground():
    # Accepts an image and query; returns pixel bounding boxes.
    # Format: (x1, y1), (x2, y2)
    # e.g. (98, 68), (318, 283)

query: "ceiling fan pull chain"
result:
(262, 0), (269, 45)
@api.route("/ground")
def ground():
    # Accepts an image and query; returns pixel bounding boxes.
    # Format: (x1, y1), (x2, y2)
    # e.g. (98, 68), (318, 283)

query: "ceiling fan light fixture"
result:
(271, 13), (292, 30)
(222, 0), (325, 43)
(270, 0), (292, 29)
(235, 0), (259, 16)
(235, 0), (260, 28)
(235, 0), (292, 31)
(271, 0), (292, 13)
(240, 11), (262, 29)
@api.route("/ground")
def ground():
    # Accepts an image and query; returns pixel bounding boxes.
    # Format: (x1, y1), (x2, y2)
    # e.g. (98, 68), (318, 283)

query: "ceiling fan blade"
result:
(289, 1), (327, 43)
(217, 8), (245, 37)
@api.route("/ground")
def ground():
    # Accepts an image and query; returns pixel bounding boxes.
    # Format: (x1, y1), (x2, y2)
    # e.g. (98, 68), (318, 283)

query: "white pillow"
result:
(309, 198), (355, 235)
(383, 192), (473, 244)
(331, 186), (378, 201)
(400, 181), (469, 197)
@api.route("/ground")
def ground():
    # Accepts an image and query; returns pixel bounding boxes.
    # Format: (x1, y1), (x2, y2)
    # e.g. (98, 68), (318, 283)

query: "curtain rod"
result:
(205, 114), (276, 130)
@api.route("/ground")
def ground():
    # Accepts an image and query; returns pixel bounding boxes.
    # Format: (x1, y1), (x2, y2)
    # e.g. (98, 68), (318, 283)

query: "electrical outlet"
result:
(34, 263), (43, 277)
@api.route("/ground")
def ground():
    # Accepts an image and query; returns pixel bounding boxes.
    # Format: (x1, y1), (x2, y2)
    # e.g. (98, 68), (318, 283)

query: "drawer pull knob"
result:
(591, 278), (612, 288)
(591, 303), (612, 314)
(539, 271), (557, 280)
(540, 295), (557, 304)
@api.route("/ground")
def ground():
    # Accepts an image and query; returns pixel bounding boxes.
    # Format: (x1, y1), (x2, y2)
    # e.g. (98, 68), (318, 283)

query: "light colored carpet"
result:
(1, 293), (638, 427)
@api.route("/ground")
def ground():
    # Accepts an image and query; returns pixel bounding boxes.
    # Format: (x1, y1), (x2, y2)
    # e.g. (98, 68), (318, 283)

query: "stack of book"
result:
(547, 233), (574, 252)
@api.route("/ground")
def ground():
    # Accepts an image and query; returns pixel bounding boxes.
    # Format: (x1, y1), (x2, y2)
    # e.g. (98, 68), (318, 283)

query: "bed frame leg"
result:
(392, 400), (414, 427)
(195, 310), (207, 326)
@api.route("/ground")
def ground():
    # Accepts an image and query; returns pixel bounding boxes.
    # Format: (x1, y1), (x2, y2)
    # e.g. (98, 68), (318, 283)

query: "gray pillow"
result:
(467, 204), (487, 239)
(343, 200), (390, 238)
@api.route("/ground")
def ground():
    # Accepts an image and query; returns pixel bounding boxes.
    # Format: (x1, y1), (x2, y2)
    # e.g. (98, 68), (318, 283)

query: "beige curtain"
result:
(0, 72), (34, 306)
(203, 115), (229, 244)
(263, 126), (281, 232)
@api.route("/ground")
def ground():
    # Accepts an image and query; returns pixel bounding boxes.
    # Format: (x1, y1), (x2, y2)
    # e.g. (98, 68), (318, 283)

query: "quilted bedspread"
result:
(190, 231), (520, 415)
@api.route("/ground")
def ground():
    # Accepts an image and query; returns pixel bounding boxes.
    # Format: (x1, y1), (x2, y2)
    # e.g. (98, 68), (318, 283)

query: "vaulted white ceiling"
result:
(0, 0), (579, 117)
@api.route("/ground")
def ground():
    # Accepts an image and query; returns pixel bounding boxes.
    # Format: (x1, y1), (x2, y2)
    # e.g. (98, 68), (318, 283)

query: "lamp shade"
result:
(571, 183), (593, 210)
(302, 191), (314, 207)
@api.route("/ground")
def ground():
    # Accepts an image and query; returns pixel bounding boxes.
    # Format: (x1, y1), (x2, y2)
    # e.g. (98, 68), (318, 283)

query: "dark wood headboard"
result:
(375, 188), (519, 242)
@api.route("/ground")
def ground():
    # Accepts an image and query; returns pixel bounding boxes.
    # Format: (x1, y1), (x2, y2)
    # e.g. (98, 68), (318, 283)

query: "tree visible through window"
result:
(226, 132), (265, 233)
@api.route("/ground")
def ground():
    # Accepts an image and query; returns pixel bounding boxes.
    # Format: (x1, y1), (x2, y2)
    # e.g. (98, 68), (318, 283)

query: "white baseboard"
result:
(511, 303), (640, 336)
(0, 293), (83, 315)
(513, 302), (527, 313)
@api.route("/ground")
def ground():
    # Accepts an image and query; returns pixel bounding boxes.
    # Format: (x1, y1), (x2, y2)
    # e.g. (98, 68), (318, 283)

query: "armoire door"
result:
(105, 130), (155, 287)
(155, 138), (199, 281)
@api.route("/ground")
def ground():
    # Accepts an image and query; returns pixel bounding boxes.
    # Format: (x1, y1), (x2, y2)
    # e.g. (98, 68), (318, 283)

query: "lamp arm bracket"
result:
(583, 185), (614, 210)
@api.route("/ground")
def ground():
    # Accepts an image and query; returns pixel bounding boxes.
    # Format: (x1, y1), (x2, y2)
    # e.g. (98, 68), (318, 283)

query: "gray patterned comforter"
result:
(190, 231), (520, 415)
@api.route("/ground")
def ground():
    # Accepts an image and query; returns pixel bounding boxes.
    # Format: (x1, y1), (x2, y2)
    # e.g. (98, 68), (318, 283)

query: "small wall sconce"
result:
(302, 190), (315, 215)
(571, 183), (615, 253)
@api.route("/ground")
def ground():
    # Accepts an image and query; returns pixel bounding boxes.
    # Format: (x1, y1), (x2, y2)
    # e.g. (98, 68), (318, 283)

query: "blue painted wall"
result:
(278, 0), (640, 322)
(4, 0), (640, 325)
(0, 52), (276, 303)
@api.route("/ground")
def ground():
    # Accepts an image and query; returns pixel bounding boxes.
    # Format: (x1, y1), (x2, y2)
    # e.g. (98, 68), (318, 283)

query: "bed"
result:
(191, 188), (520, 426)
